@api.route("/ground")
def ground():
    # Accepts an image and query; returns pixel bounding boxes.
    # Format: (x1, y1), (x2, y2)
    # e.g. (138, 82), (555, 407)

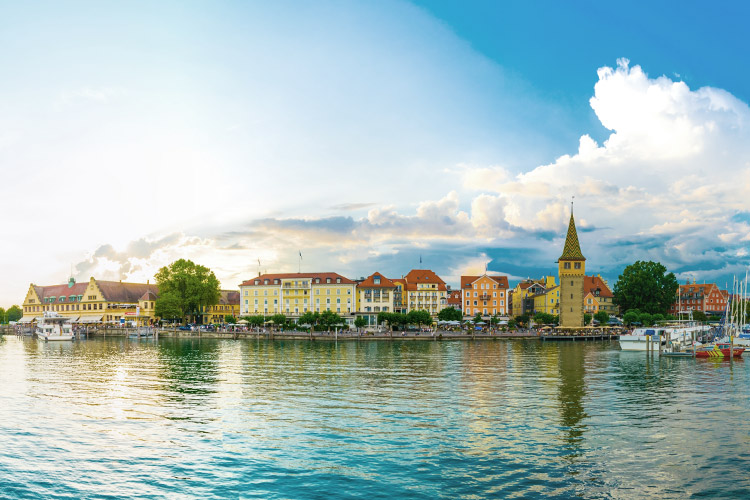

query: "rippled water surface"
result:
(1, 336), (750, 499)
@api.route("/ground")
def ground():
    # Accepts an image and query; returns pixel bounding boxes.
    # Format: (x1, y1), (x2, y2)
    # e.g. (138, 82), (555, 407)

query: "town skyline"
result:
(3, 1), (750, 305)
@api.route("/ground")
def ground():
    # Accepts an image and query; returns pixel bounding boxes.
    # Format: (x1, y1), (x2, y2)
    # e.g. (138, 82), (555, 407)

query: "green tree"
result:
(0, 307), (5, 324)
(472, 313), (483, 324)
(514, 314), (530, 327)
(224, 315), (237, 324)
(651, 313), (665, 324)
(155, 292), (184, 323)
(407, 310), (432, 328)
(354, 317), (367, 331)
(534, 312), (555, 325)
(594, 310), (610, 324)
(437, 307), (462, 322)
(298, 311), (318, 328)
(623, 310), (639, 326)
(584, 313), (592, 325)
(691, 310), (708, 322)
(155, 259), (221, 323)
(319, 310), (344, 331)
(507, 318), (517, 329)
(6, 305), (22, 323)
(639, 312), (653, 326)
(270, 314), (287, 328)
(614, 261), (679, 314)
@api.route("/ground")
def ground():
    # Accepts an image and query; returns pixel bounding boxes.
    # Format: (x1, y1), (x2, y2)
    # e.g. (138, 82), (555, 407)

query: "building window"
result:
(574, 262), (581, 269)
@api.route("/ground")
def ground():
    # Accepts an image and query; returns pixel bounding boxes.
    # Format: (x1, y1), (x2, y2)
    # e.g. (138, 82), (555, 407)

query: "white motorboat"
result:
(36, 312), (74, 341)
(619, 324), (708, 352)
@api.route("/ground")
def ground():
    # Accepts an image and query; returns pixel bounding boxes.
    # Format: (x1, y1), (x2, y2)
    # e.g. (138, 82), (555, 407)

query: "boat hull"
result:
(37, 334), (75, 341)
(695, 346), (745, 358)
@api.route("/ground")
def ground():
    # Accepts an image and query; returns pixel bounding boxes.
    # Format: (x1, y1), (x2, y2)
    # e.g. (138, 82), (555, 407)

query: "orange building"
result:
(460, 274), (509, 318)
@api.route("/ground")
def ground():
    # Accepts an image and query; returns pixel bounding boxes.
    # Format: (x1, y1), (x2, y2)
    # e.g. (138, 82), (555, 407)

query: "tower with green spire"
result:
(557, 209), (586, 328)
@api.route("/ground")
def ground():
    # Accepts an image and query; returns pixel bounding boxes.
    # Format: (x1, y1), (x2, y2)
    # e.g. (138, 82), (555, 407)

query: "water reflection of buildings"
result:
(556, 343), (587, 461)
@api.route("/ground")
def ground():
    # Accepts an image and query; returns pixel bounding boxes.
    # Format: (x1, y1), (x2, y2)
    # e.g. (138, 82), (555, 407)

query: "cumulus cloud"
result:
(62, 60), (750, 291)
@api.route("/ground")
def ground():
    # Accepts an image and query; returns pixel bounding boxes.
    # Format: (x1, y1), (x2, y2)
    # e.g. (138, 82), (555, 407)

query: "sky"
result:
(2, 0), (750, 305)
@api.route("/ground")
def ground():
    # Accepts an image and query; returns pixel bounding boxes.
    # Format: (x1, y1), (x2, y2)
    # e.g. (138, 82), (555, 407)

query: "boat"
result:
(694, 342), (745, 359)
(618, 324), (708, 352)
(35, 311), (74, 341)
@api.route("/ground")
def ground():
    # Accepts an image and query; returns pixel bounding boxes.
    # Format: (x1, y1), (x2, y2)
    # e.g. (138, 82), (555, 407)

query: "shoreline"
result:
(2, 326), (620, 341)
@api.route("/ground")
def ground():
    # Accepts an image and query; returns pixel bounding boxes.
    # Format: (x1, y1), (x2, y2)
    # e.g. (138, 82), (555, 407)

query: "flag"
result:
(419, 255), (422, 265)
(299, 250), (302, 260)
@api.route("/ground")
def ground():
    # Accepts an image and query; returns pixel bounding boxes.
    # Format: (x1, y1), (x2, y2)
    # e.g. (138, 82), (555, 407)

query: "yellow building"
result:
(356, 272), (397, 326)
(558, 212), (586, 327)
(460, 274), (509, 318)
(532, 285), (560, 315)
(239, 272), (357, 325)
(201, 290), (241, 324)
(509, 276), (556, 316)
(584, 275), (617, 315)
(584, 292), (599, 313)
(403, 269), (448, 317)
(391, 277), (406, 313)
(20, 277), (159, 326)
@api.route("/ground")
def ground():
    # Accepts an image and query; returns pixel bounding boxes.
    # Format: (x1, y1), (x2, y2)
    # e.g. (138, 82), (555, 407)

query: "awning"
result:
(17, 317), (34, 324)
(78, 315), (104, 323)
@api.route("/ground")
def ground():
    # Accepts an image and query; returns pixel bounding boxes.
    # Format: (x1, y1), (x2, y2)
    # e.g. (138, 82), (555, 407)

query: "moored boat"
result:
(36, 312), (74, 341)
(694, 342), (744, 359)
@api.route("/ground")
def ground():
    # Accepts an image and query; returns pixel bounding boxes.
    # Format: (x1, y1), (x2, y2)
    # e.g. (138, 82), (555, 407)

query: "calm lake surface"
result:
(1, 336), (749, 499)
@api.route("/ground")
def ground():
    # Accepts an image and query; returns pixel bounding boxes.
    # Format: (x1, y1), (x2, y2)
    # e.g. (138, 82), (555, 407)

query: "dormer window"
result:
(264, 279), (269, 285)
(374, 277), (381, 285)
(336, 278), (341, 283)
(326, 278), (331, 284)
(255, 280), (260, 285)
(274, 279), (279, 284)
(315, 278), (320, 284)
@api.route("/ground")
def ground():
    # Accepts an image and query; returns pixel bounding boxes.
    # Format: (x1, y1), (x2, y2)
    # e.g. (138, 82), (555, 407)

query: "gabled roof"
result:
(33, 282), (88, 302)
(403, 269), (447, 291)
(679, 283), (719, 293)
(219, 290), (240, 305)
(559, 213), (586, 261)
(460, 275), (509, 289)
(139, 291), (158, 301)
(240, 272), (355, 286)
(96, 281), (160, 303)
(584, 275), (613, 298)
(357, 272), (397, 289)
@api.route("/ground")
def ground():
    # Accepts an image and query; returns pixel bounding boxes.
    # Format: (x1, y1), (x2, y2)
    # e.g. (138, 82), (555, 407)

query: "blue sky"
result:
(2, 0), (750, 304)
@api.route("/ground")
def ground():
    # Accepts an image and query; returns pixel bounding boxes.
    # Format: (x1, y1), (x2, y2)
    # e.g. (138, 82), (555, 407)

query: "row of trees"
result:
(0, 306), (23, 324)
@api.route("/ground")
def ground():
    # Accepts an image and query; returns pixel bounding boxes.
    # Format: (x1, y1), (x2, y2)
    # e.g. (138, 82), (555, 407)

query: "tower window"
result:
(574, 262), (581, 269)
(564, 262), (571, 269)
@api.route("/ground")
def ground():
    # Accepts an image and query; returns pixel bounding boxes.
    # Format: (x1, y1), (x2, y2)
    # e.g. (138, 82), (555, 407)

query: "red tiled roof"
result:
(460, 275), (509, 289)
(219, 290), (240, 305)
(357, 272), (397, 289)
(584, 276), (613, 298)
(240, 272), (355, 286)
(96, 281), (160, 303)
(34, 282), (88, 302)
(404, 269), (447, 291)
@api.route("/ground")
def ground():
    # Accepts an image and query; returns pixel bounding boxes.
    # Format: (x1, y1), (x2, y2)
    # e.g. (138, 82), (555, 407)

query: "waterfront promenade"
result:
(2, 325), (621, 341)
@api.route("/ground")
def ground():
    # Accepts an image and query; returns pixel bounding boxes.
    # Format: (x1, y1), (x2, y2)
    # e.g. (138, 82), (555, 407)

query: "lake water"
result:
(1, 336), (749, 499)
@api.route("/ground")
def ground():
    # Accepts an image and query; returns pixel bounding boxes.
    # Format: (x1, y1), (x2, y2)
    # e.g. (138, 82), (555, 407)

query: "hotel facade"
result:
(239, 272), (357, 325)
